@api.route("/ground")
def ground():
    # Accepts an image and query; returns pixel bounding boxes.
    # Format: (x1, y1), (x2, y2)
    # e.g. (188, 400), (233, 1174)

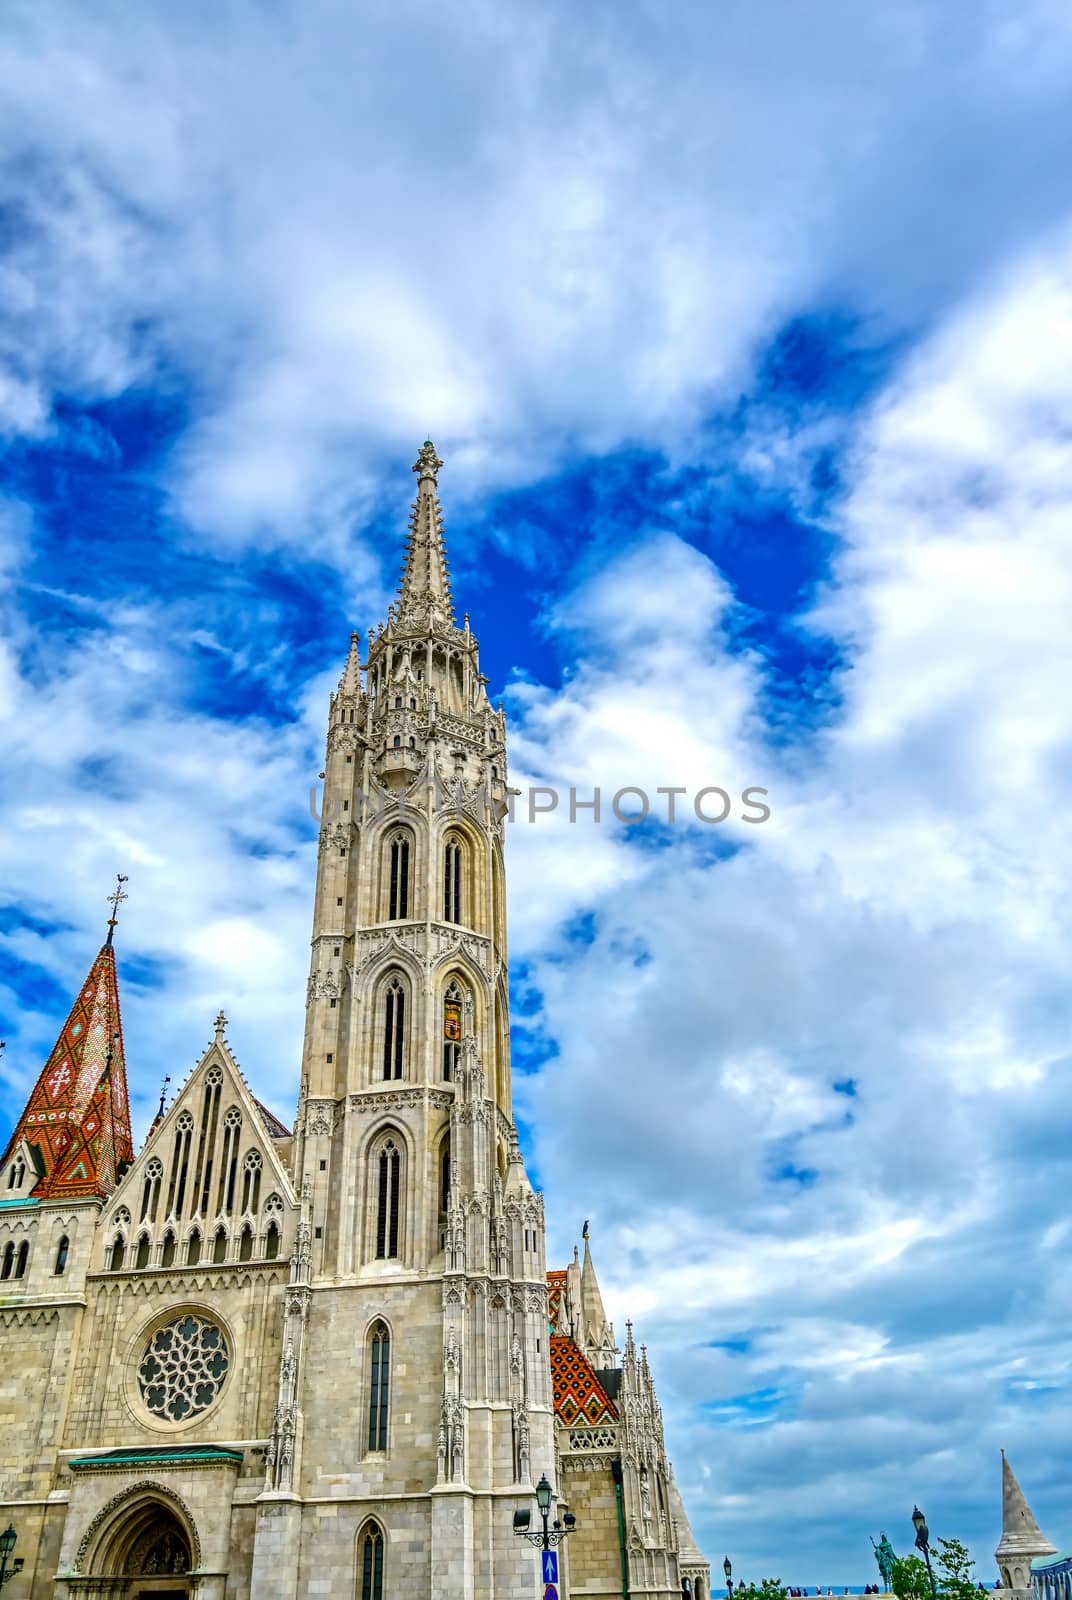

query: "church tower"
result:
(253, 440), (555, 1598)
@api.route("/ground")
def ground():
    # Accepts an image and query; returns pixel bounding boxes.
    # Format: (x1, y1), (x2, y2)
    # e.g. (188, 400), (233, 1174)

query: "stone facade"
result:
(0, 443), (709, 1598)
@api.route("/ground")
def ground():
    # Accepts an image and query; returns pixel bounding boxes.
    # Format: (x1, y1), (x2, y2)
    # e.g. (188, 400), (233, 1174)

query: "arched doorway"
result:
(77, 1484), (199, 1597)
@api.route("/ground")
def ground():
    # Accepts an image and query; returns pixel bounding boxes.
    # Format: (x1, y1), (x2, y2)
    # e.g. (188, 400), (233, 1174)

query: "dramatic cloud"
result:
(2, 0), (1071, 1580)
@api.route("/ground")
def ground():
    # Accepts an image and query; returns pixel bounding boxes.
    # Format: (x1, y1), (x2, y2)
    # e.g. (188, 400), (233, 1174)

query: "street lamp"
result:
(725, 1556), (734, 1595)
(513, 1474), (578, 1551)
(912, 1506), (937, 1600)
(0, 1525), (23, 1587)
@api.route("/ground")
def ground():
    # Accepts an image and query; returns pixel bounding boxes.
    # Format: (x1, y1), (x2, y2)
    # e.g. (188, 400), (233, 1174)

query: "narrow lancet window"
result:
(359, 1523), (385, 1600)
(367, 1322), (390, 1450)
(444, 836), (463, 923)
(382, 977), (405, 1080)
(388, 833), (410, 919)
(375, 1139), (401, 1259)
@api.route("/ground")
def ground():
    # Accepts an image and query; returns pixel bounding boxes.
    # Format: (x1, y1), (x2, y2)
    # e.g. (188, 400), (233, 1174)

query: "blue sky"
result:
(2, 0), (1072, 1581)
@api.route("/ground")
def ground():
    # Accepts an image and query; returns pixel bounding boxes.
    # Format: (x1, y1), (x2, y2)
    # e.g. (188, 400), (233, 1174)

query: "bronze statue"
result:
(871, 1534), (896, 1592)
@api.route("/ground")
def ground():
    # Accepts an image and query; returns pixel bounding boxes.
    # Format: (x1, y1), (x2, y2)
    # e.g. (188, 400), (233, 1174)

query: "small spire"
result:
(214, 1009), (228, 1041)
(157, 1073), (171, 1118)
(105, 873), (129, 946)
(396, 441), (454, 625)
(338, 630), (362, 697)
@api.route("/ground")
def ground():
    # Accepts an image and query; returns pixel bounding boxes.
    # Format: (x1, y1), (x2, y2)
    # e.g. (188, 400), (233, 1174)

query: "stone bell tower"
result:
(252, 441), (555, 1600)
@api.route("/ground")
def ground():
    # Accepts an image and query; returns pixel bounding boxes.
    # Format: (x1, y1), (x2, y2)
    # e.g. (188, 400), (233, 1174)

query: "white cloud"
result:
(1, 1), (1071, 554)
(2, 0), (1072, 1579)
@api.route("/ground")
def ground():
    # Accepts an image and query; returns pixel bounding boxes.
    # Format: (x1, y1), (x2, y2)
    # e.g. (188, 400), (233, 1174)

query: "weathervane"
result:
(105, 874), (129, 946)
(157, 1073), (171, 1119)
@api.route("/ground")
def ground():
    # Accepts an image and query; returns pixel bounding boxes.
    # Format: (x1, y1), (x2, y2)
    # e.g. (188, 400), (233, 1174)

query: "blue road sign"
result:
(543, 1587), (558, 1600)
(542, 1549), (559, 1583)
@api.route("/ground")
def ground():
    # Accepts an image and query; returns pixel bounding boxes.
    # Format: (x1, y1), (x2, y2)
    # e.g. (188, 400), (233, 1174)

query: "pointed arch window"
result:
(13, 1240), (28, 1278)
(387, 832), (410, 920)
(359, 1522), (385, 1600)
(108, 1235), (125, 1272)
(442, 980), (463, 1081)
(241, 1150), (262, 1214)
(212, 1226), (228, 1264)
(135, 1234), (151, 1270)
(239, 1224), (253, 1262)
(161, 1231), (177, 1268)
(444, 835), (463, 924)
(0, 1242), (13, 1279)
(216, 1107), (242, 1215)
(140, 1157), (163, 1224)
(54, 1234), (69, 1275)
(265, 1222), (281, 1260)
(192, 1066), (224, 1218)
(186, 1229), (202, 1267)
(167, 1110), (195, 1220)
(382, 975), (405, 1081)
(375, 1138), (401, 1260)
(367, 1322), (391, 1451)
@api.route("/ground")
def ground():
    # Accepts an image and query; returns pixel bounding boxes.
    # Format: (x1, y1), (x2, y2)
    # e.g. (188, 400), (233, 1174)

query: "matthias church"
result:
(0, 445), (710, 1599)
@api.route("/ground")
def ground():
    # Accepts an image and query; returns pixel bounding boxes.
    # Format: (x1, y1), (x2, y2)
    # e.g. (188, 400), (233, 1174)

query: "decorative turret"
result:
(995, 1451), (1056, 1590)
(580, 1224), (618, 1368)
(0, 880), (134, 1200)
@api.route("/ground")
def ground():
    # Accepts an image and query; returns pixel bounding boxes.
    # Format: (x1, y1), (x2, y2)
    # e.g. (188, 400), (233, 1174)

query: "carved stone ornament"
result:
(75, 1482), (202, 1573)
(318, 822), (350, 856)
(305, 1099), (337, 1137)
(306, 971), (341, 1003)
(284, 1287), (311, 1322)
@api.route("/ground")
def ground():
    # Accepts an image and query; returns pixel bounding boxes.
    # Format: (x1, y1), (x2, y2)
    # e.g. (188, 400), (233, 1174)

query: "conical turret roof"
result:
(1, 940), (133, 1198)
(995, 1451), (1056, 1561)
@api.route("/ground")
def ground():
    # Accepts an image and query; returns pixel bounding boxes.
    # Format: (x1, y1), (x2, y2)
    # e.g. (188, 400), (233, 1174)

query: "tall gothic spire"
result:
(0, 934), (134, 1198)
(396, 440), (454, 629)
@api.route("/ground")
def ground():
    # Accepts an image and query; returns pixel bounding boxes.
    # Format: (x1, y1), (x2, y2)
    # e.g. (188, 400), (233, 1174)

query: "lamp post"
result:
(513, 1473), (578, 1552)
(912, 1506), (937, 1600)
(0, 1525), (23, 1587)
(725, 1556), (735, 1595)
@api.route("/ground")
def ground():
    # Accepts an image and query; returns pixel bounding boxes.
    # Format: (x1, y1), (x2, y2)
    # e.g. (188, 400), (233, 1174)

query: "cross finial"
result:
(105, 874), (129, 945)
(214, 1009), (228, 1040)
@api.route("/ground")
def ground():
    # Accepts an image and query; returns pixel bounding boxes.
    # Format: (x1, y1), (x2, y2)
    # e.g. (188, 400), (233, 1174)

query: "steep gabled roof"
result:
(2, 942), (133, 1200)
(550, 1334), (619, 1427)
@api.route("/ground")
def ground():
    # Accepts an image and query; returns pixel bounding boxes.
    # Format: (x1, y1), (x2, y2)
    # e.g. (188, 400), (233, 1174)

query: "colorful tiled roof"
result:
(550, 1335), (618, 1427)
(2, 943), (133, 1199)
(547, 1268), (567, 1331)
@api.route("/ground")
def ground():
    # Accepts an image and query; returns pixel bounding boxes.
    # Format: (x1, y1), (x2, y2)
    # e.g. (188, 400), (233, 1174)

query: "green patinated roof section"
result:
(69, 1445), (243, 1471)
(1033, 1552), (1072, 1572)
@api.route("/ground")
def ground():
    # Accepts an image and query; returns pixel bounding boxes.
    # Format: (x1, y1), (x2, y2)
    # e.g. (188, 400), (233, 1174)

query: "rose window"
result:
(137, 1313), (229, 1422)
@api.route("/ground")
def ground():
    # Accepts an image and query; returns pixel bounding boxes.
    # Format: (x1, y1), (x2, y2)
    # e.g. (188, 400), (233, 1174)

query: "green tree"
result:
(892, 1539), (978, 1600)
(892, 1554), (933, 1600)
(935, 1537), (977, 1600)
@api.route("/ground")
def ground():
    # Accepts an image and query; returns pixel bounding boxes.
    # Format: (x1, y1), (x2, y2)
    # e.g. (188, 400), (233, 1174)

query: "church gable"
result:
(99, 1018), (296, 1274)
